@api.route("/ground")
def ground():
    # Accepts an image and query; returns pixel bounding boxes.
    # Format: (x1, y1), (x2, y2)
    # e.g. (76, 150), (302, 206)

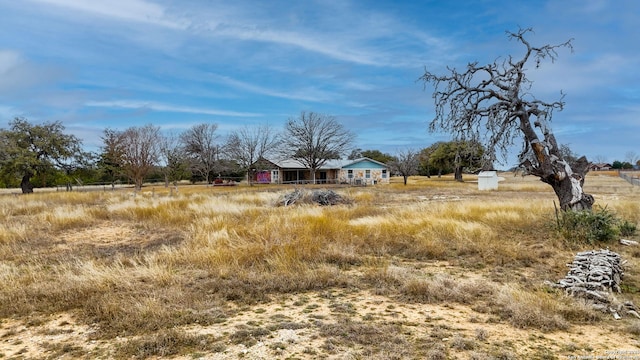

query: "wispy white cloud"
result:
(0, 49), (64, 95)
(28, 0), (186, 29)
(213, 26), (384, 67)
(342, 80), (377, 92)
(180, 2), (447, 67)
(85, 100), (262, 117)
(208, 74), (335, 102)
(0, 50), (21, 74)
(23, 0), (446, 68)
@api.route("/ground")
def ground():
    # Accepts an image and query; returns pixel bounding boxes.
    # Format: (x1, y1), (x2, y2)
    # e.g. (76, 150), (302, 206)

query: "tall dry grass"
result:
(0, 173), (637, 350)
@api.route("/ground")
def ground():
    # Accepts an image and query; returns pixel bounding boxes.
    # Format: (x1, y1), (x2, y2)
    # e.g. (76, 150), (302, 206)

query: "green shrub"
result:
(619, 220), (638, 237)
(556, 206), (626, 244)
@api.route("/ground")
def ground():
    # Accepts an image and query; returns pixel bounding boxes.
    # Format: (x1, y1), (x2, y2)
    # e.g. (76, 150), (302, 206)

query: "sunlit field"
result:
(1, 172), (639, 359)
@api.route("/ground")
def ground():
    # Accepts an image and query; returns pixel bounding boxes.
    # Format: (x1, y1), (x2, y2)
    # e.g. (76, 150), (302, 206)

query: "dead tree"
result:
(421, 28), (593, 211)
(389, 148), (419, 185)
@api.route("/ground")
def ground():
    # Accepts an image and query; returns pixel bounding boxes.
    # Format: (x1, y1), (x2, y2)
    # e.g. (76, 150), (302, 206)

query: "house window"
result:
(382, 169), (387, 178)
(365, 170), (371, 178)
(272, 171), (279, 182)
(348, 170), (353, 178)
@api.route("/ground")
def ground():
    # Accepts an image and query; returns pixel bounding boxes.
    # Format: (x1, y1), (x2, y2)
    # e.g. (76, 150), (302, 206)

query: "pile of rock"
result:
(549, 249), (638, 319)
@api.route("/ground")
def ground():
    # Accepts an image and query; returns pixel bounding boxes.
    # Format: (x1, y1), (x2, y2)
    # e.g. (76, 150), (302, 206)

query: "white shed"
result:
(478, 171), (499, 190)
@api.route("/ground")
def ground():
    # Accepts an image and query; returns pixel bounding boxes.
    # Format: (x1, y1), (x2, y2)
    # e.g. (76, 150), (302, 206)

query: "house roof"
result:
(341, 157), (389, 169)
(261, 157), (387, 170)
(269, 158), (347, 169)
(590, 163), (612, 168)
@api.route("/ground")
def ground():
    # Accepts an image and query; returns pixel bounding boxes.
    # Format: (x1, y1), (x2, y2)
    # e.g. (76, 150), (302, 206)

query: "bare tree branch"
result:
(421, 28), (592, 211)
(226, 124), (280, 184)
(117, 124), (161, 190)
(389, 148), (419, 186)
(181, 123), (220, 184)
(281, 111), (354, 184)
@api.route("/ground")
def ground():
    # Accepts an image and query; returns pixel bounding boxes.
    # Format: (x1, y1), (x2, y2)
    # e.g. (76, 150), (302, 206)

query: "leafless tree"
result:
(118, 124), (161, 190)
(592, 155), (608, 164)
(159, 131), (188, 188)
(181, 123), (220, 184)
(389, 148), (419, 186)
(421, 28), (593, 211)
(625, 151), (639, 166)
(281, 111), (354, 184)
(226, 124), (280, 185)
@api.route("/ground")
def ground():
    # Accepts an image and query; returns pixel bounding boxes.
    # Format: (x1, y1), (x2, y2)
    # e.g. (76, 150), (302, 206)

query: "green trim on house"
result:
(341, 159), (387, 169)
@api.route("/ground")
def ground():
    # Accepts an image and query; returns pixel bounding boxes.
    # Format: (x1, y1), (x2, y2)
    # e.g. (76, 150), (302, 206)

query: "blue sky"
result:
(0, 0), (638, 166)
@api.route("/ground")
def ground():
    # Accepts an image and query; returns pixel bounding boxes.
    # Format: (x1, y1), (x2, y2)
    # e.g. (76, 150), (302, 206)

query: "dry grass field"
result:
(1, 172), (639, 359)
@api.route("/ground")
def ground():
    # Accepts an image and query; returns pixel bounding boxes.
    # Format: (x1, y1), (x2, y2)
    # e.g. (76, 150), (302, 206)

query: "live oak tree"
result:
(348, 148), (395, 164)
(362, 150), (395, 164)
(421, 28), (594, 211)
(426, 140), (485, 181)
(281, 111), (353, 184)
(0, 118), (84, 193)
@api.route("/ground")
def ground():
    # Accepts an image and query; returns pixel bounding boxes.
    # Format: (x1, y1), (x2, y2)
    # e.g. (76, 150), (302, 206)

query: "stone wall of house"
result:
(339, 169), (389, 184)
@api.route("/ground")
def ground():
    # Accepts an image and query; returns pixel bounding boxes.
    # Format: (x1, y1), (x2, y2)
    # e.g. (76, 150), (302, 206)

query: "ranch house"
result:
(589, 163), (612, 171)
(338, 157), (389, 185)
(250, 157), (390, 185)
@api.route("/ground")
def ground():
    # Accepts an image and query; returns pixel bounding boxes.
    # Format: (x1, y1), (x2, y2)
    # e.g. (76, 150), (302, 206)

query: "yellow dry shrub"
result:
(41, 205), (94, 231)
(0, 222), (29, 244)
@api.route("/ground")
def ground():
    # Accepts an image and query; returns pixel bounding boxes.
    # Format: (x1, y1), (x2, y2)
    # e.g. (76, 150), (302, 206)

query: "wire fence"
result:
(1, 175), (388, 196)
(619, 171), (640, 186)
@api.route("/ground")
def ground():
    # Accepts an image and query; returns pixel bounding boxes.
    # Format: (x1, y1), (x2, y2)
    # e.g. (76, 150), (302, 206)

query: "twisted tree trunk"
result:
(545, 157), (594, 211)
(519, 110), (594, 211)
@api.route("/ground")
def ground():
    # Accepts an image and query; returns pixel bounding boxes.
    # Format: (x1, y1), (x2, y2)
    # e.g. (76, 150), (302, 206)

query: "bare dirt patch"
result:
(2, 279), (638, 359)
(55, 221), (184, 259)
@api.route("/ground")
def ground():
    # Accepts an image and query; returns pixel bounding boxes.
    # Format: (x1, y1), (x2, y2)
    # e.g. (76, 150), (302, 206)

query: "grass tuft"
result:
(115, 328), (217, 359)
(491, 286), (572, 331)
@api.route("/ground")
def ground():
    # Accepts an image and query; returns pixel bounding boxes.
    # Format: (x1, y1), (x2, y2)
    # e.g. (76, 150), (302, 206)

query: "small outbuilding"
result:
(478, 171), (499, 190)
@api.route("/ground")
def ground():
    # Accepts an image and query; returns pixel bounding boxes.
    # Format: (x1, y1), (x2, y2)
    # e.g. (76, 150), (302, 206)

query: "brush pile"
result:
(311, 189), (349, 206)
(549, 249), (639, 319)
(277, 189), (351, 206)
(278, 189), (305, 206)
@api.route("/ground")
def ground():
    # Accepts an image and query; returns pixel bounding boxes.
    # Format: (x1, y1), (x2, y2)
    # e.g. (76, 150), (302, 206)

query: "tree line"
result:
(0, 112), (491, 193)
(0, 112), (352, 193)
(609, 151), (640, 170)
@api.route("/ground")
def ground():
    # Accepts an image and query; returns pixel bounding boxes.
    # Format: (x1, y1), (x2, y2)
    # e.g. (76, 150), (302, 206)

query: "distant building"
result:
(588, 163), (612, 171)
(338, 158), (389, 185)
(478, 171), (499, 190)
(249, 157), (389, 185)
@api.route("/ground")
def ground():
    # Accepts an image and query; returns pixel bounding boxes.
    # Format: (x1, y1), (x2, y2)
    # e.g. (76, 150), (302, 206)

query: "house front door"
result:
(319, 171), (327, 184)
